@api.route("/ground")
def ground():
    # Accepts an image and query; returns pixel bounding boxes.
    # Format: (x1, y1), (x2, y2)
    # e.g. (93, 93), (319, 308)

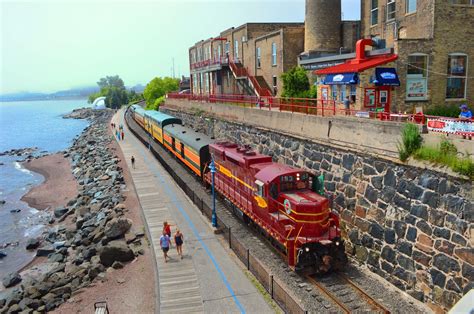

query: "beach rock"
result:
(99, 240), (134, 267)
(0, 200), (5, 205)
(26, 238), (40, 250)
(112, 261), (124, 269)
(10, 209), (21, 213)
(48, 253), (64, 263)
(54, 207), (68, 218)
(8, 304), (21, 313)
(0, 251), (6, 259)
(19, 297), (40, 310)
(2, 272), (22, 288)
(104, 218), (132, 239)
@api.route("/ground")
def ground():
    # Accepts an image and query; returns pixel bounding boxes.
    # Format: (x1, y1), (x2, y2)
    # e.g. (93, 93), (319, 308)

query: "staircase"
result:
(229, 60), (273, 98)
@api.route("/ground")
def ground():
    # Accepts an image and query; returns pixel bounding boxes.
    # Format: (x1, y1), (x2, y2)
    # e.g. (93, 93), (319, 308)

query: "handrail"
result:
(166, 92), (474, 127)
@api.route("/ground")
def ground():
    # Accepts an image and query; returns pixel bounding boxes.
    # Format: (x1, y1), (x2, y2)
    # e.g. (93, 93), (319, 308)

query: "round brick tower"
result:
(304, 0), (342, 53)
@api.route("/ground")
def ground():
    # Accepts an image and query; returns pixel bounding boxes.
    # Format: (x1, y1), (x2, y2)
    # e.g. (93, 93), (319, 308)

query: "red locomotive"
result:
(129, 105), (347, 273)
(204, 142), (347, 273)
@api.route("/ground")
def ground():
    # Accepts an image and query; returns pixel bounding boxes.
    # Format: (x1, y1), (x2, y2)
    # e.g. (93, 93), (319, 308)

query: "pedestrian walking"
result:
(131, 156), (135, 169)
(160, 231), (171, 262)
(163, 221), (173, 238)
(121, 131), (124, 140)
(174, 229), (184, 259)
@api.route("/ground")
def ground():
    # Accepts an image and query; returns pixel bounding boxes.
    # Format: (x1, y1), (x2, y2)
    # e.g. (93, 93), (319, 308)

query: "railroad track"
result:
(307, 273), (390, 313)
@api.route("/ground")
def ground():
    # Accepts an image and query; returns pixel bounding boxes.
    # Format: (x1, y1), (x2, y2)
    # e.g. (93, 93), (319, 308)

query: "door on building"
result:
(364, 87), (390, 112)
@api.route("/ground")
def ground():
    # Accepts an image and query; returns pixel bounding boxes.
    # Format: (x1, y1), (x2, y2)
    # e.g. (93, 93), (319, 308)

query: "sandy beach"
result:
(21, 154), (78, 210)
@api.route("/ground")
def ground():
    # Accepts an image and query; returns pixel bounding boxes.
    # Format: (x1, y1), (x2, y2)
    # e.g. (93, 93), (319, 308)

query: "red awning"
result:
(315, 54), (398, 75)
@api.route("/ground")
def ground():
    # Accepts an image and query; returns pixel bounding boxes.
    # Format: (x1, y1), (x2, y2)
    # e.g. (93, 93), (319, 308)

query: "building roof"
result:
(315, 54), (398, 75)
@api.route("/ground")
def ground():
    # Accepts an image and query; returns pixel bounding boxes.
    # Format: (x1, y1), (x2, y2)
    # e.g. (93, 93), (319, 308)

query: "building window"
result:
(272, 43), (277, 66)
(256, 47), (261, 68)
(273, 76), (277, 94)
(225, 42), (230, 55)
(387, 0), (396, 21)
(371, 0), (378, 26)
(449, 0), (474, 4)
(446, 54), (468, 99)
(208, 46), (211, 60)
(406, 54), (428, 100)
(234, 40), (239, 60)
(406, 0), (416, 13)
(217, 46), (221, 59)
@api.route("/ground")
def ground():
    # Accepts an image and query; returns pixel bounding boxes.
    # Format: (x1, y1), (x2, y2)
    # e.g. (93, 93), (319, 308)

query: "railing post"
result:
(270, 275), (274, 299)
(247, 249), (250, 270)
(333, 100), (336, 115)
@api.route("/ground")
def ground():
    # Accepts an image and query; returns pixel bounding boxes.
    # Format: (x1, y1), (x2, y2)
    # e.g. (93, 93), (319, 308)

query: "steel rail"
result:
(306, 275), (351, 314)
(337, 274), (391, 314)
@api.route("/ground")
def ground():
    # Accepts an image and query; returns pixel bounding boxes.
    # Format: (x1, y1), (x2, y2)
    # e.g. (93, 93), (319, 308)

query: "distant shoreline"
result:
(0, 96), (88, 103)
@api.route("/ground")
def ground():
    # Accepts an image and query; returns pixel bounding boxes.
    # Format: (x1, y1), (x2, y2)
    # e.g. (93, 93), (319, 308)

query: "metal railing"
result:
(166, 92), (474, 129)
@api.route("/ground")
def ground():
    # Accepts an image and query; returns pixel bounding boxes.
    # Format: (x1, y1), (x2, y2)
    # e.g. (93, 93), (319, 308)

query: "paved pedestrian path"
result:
(111, 109), (274, 314)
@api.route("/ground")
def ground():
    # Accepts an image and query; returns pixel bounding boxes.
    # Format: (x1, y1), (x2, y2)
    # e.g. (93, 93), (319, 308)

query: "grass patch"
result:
(243, 270), (283, 313)
(398, 123), (423, 161)
(413, 139), (474, 179)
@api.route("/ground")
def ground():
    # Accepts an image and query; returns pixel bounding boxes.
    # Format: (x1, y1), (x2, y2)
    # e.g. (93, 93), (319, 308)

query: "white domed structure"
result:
(92, 96), (106, 110)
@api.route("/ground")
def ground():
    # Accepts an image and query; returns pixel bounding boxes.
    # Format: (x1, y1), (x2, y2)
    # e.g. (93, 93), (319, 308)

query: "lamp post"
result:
(209, 158), (217, 228)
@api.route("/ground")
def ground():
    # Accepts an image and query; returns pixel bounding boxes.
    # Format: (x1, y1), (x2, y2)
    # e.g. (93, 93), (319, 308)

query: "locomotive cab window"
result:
(180, 143), (184, 158)
(255, 180), (264, 197)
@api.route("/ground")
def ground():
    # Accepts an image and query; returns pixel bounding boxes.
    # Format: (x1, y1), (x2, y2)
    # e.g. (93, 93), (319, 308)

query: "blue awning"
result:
(374, 68), (400, 86)
(323, 73), (358, 85)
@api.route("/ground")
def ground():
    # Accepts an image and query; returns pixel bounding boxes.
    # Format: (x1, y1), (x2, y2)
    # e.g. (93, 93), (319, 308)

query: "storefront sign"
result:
(301, 61), (345, 71)
(427, 118), (474, 135)
(406, 77), (427, 100)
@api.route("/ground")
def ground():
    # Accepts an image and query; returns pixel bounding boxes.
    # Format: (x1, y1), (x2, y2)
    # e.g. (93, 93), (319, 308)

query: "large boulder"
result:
(2, 272), (21, 288)
(104, 218), (132, 239)
(0, 251), (7, 259)
(26, 238), (40, 250)
(99, 240), (134, 267)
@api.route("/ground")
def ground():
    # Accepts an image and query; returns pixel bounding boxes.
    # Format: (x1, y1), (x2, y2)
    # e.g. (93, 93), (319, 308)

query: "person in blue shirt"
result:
(160, 231), (171, 262)
(459, 104), (472, 140)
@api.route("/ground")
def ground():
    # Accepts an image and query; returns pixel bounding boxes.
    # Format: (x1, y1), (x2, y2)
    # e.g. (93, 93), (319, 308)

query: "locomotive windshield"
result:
(280, 173), (309, 192)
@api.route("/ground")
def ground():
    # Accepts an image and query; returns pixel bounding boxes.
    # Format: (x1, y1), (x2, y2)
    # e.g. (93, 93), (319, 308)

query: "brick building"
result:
(189, 23), (304, 97)
(189, 0), (361, 98)
(361, 0), (474, 111)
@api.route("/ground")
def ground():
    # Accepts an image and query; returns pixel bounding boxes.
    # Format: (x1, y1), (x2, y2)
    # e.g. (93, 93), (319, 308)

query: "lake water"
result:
(0, 99), (90, 278)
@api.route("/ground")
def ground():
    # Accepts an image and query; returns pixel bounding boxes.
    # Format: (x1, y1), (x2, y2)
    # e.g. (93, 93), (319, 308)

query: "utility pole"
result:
(172, 58), (175, 78)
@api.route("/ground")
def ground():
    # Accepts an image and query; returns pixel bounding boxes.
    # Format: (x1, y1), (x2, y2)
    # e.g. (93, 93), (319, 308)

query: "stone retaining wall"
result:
(162, 107), (473, 312)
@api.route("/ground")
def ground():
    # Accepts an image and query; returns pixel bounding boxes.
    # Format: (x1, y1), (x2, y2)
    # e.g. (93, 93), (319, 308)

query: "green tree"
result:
(143, 77), (179, 109)
(281, 67), (313, 98)
(88, 75), (129, 109)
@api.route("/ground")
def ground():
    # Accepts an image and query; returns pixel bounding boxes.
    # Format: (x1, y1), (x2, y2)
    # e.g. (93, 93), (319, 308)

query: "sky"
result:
(0, 0), (360, 94)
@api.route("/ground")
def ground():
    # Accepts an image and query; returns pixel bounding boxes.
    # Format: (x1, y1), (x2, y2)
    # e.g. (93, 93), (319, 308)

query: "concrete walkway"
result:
(111, 109), (274, 314)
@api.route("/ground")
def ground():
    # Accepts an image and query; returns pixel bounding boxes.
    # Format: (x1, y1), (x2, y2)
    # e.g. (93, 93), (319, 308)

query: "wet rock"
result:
(2, 272), (22, 288)
(26, 238), (40, 250)
(0, 251), (7, 259)
(0, 200), (5, 205)
(10, 209), (21, 213)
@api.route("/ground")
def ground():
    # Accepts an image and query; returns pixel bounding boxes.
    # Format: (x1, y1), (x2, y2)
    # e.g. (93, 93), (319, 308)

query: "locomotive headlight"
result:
(305, 247), (310, 252)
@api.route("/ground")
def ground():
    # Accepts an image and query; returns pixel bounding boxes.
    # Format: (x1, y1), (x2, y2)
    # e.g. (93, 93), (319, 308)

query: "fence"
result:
(125, 110), (307, 314)
(167, 93), (474, 131)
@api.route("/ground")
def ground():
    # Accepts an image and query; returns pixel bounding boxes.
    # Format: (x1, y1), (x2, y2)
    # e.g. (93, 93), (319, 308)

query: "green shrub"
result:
(414, 141), (474, 179)
(425, 105), (465, 118)
(145, 96), (165, 111)
(398, 123), (423, 161)
(439, 138), (457, 155)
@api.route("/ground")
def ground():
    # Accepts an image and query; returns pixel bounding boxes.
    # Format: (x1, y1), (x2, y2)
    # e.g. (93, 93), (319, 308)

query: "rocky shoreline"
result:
(0, 109), (148, 313)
